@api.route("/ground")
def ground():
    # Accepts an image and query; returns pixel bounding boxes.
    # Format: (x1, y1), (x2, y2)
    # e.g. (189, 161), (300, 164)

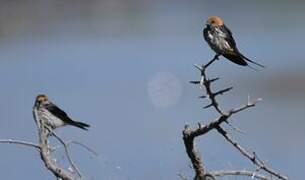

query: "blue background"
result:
(0, 0), (304, 179)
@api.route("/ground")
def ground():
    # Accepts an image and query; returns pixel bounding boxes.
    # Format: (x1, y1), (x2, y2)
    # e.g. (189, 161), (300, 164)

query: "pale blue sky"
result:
(0, 0), (304, 179)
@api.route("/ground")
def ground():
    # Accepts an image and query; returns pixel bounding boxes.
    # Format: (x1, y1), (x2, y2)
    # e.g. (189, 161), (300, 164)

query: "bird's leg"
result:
(204, 54), (219, 69)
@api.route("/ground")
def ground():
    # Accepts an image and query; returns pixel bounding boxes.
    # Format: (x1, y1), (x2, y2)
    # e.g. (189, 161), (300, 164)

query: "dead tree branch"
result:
(183, 58), (288, 180)
(0, 111), (94, 180)
(211, 170), (269, 180)
(32, 109), (77, 180)
(0, 139), (40, 150)
(49, 129), (84, 179)
(52, 140), (98, 157)
(0, 137), (75, 179)
(216, 126), (287, 179)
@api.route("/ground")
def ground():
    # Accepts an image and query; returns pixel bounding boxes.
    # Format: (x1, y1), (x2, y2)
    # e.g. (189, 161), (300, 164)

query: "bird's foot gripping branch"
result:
(183, 58), (288, 180)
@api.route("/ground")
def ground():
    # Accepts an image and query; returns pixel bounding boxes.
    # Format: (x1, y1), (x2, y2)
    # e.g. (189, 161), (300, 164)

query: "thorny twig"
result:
(183, 57), (288, 180)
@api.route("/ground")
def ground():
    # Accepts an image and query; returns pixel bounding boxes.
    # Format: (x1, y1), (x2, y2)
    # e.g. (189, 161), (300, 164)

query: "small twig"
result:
(204, 54), (219, 68)
(190, 81), (201, 84)
(51, 140), (98, 158)
(177, 172), (188, 180)
(203, 103), (213, 109)
(207, 77), (220, 84)
(67, 141), (98, 157)
(50, 130), (85, 179)
(0, 139), (40, 150)
(225, 122), (246, 134)
(230, 98), (263, 114)
(214, 87), (233, 96)
(211, 170), (270, 180)
(216, 126), (288, 180)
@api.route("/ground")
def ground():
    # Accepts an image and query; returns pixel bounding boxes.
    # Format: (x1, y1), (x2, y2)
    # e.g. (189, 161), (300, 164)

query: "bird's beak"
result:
(205, 23), (210, 29)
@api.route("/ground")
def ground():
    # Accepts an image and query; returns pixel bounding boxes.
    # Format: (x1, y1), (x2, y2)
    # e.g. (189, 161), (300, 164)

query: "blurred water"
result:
(0, 0), (304, 179)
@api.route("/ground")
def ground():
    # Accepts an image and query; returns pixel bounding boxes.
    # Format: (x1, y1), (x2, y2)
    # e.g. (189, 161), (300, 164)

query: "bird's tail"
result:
(71, 121), (90, 130)
(222, 53), (248, 66)
(240, 54), (265, 68)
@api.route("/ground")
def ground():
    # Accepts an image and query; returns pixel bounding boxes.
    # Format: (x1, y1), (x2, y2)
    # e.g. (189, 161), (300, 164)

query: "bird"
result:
(203, 16), (264, 68)
(33, 94), (90, 130)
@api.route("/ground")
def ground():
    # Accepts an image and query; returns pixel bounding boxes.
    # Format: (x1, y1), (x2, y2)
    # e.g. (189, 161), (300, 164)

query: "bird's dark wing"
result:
(203, 26), (210, 42)
(45, 103), (90, 130)
(45, 103), (74, 123)
(219, 25), (248, 66)
(221, 25), (237, 50)
(221, 25), (265, 68)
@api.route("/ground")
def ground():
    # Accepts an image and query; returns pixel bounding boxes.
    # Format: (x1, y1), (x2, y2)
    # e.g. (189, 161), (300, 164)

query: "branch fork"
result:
(0, 114), (96, 180)
(183, 58), (288, 180)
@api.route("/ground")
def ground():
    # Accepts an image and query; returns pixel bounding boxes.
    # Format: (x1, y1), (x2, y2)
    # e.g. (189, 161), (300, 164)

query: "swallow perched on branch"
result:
(203, 16), (264, 68)
(33, 94), (90, 130)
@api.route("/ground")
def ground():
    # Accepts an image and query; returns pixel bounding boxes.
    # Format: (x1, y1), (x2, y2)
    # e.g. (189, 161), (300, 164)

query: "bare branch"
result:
(193, 59), (226, 115)
(183, 57), (288, 180)
(0, 124), (94, 180)
(0, 139), (40, 150)
(211, 170), (270, 180)
(215, 126), (288, 180)
(183, 125), (205, 179)
(207, 77), (220, 84)
(203, 103), (214, 109)
(214, 87), (233, 96)
(52, 140), (98, 158)
(67, 141), (99, 157)
(38, 126), (75, 180)
(190, 81), (201, 84)
(198, 95), (207, 99)
(49, 130), (85, 179)
(177, 172), (188, 180)
(33, 109), (77, 180)
(230, 98), (263, 114)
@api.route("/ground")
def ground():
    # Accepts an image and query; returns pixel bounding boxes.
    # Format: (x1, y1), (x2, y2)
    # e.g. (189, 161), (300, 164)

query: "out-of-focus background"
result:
(0, 0), (304, 179)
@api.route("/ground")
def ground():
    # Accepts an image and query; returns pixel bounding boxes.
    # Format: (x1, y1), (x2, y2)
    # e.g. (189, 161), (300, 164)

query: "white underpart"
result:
(35, 108), (65, 129)
(207, 27), (232, 54)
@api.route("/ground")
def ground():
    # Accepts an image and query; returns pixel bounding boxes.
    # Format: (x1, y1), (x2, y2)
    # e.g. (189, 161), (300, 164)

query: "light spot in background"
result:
(147, 72), (182, 108)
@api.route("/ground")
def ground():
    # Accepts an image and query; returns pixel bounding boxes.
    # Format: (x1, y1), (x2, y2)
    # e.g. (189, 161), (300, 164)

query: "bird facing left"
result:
(33, 94), (90, 130)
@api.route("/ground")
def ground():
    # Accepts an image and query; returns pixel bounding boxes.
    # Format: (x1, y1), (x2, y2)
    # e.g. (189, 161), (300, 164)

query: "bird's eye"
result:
(210, 20), (215, 24)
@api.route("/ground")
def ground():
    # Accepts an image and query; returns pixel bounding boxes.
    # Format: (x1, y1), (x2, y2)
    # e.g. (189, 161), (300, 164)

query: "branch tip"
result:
(198, 95), (206, 99)
(190, 80), (200, 84)
(208, 77), (220, 83)
(193, 64), (203, 71)
(203, 103), (213, 109)
(214, 87), (233, 96)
